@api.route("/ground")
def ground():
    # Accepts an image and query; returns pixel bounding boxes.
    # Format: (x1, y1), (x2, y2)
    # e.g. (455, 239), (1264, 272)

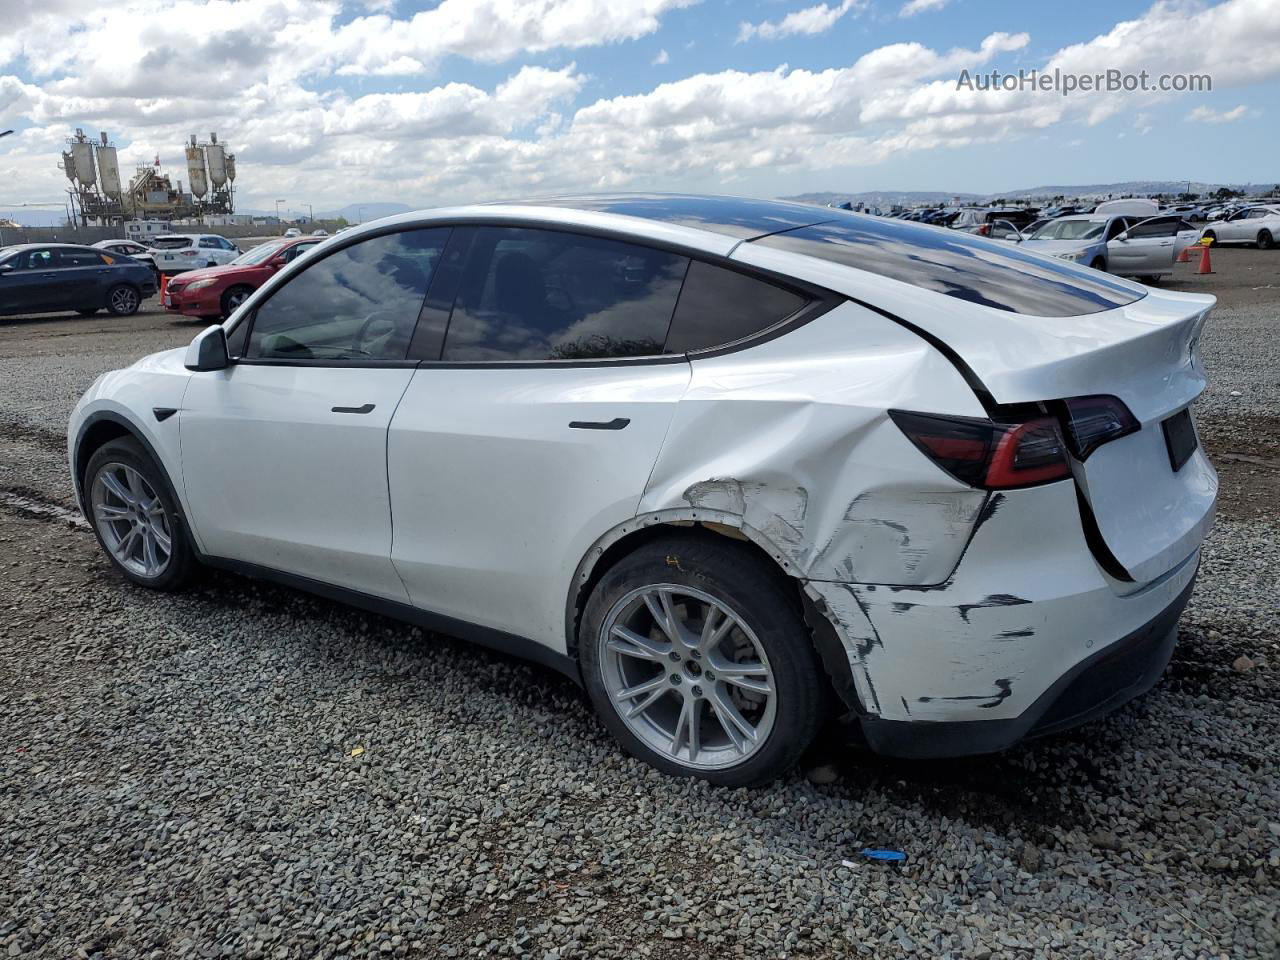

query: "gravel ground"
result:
(0, 251), (1277, 959)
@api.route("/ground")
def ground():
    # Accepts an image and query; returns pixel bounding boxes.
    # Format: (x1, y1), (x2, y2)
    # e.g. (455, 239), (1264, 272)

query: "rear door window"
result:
(664, 260), (807, 353)
(57, 249), (107, 267)
(245, 227), (448, 363)
(442, 227), (687, 361)
(753, 216), (1144, 316)
(1125, 217), (1179, 239)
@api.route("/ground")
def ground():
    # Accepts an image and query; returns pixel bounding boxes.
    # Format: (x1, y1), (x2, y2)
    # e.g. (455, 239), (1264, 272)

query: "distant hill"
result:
(994, 181), (1276, 200)
(785, 190), (982, 208)
(785, 182), (1280, 208)
(0, 208), (66, 227)
(316, 202), (413, 223)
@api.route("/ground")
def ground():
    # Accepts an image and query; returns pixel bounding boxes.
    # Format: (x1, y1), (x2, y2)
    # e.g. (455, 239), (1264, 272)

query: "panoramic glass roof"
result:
(754, 213), (1146, 317)
(514, 193), (832, 240)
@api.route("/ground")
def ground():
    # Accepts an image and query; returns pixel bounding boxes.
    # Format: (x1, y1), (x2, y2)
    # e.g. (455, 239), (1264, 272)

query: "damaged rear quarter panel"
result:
(638, 301), (988, 587)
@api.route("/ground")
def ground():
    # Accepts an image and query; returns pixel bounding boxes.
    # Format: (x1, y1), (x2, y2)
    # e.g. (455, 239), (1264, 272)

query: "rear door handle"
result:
(332, 403), (376, 414)
(569, 417), (630, 430)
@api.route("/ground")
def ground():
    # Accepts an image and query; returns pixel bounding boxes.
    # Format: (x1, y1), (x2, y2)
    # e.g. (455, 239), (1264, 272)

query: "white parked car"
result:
(91, 239), (160, 276)
(283, 228), (302, 238)
(1200, 205), (1280, 249)
(1020, 214), (1182, 281)
(149, 234), (241, 275)
(67, 196), (1216, 785)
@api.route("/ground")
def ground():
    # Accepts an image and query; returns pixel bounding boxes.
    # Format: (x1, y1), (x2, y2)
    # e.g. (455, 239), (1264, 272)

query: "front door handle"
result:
(332, 403), (376, 414)
(569, 417), (630, 431)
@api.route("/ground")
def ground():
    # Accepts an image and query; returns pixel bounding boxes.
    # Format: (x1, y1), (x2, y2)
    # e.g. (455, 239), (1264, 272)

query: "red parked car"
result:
(162, 236), (324, 319)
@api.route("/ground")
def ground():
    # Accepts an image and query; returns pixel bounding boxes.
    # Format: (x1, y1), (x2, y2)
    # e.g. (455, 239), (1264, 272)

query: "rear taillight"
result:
(889, 410), (1070, 489)
(181, 250), (198, 257)
(1058, 395), (1139, 460)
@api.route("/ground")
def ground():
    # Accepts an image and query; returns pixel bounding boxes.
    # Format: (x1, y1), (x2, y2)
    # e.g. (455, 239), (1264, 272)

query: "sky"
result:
(1, 0), (1277, 216)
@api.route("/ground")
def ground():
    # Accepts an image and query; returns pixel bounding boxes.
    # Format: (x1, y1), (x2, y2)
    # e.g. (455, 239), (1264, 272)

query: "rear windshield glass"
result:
(150, 237), (194, 250)
(754, 216), (1144, 317)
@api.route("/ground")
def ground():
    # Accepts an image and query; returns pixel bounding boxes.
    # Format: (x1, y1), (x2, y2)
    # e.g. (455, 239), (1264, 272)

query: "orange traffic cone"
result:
(159, 274), (169, 300)
(1177, 244), (1193, 263)
(1196, 242), (1214, 275)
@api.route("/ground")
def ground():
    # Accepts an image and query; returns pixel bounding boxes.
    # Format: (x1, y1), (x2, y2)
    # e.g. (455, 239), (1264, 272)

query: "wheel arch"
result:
(74, 412), (175, 516)
(564, 511), (864, 715)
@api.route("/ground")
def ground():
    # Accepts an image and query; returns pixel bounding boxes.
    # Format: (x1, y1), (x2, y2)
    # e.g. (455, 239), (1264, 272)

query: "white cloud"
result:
(737, 0), (863, 43)
(652, 49), (670, 65)
(900, 0), (949, 16)
(1186, 103), (1251, 122)
(325, 0), (701, 75)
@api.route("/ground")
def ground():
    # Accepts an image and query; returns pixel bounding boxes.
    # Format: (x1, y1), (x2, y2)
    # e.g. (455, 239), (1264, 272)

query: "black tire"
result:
(76, 308), (99, 316)
(220, 285), (254, 319)
(1202, 230), (1217, 245)
(1139, 275), (1162, 285)
(206, 261), (217, 268)
(1257, 230), (1274, 250)
(84, 436), (197, 591)
(1089, 257), (1106, 272)
(105, 284), (141, 316)
(579, 534), (826, 787)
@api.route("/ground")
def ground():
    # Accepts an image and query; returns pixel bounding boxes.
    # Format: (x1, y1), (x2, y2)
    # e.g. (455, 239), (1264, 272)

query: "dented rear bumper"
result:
(857, 573), (1193, 758)
(803, 477), (1204, 755)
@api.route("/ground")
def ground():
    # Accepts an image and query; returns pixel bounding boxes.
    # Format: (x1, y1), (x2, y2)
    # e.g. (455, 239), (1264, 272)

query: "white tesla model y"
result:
(68, 196), (1217, 785)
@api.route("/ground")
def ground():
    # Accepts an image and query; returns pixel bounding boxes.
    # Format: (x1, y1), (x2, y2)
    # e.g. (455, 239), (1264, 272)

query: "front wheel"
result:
(1258, 230), (1274, 250)
(580, 535), (826, 786)
(105, 284), (141, 316)
(221, 285), (253, 318)
(85, 437), (196, 590)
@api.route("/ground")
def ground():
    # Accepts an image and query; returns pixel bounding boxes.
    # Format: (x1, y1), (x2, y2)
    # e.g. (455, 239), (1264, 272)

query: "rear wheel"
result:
(105, 284), (141, 316)
(580, 535), (826, 786)
(1258, 230), (1274, 250)
(220, 285), (253, 318)
(85, 437), (196, 590)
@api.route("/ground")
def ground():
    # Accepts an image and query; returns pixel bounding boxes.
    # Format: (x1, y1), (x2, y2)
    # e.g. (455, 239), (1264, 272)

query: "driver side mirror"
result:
(184, 325), (231, 371)
(1115, 232), (1129, 243)
(0, 262), (14, 274)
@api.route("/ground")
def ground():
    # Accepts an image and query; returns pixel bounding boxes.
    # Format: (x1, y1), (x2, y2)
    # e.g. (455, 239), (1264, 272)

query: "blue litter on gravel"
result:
(861, 849), (906, 862)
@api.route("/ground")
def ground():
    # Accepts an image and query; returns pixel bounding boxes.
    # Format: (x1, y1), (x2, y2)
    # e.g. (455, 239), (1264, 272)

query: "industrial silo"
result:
(97, 132), (123, 200)
(186, 135), (208, 198)
(71, 136), (97, 187)
(206, 132), (227, 189)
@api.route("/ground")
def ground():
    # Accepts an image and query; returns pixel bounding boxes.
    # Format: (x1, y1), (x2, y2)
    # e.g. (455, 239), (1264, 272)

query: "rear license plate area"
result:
(1162, 408), (1198, 471)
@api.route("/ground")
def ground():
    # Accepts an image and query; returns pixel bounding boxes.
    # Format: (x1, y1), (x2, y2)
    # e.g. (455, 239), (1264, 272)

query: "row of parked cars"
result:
(897, 199), (1279, 283)
(0, 232), (328, 320)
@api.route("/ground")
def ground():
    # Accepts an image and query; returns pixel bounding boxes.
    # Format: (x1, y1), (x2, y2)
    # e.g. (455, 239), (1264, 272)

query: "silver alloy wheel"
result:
(91, 462), (172, 578)
(109, 286), (139, 314)
(227, 289), (250, 310)
(599, 584), (777, 770)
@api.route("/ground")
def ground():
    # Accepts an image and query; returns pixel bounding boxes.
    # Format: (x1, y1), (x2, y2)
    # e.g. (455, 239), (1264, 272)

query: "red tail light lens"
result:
(889, 410), (1070, 489)
(1059, 395), (1139, 460)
